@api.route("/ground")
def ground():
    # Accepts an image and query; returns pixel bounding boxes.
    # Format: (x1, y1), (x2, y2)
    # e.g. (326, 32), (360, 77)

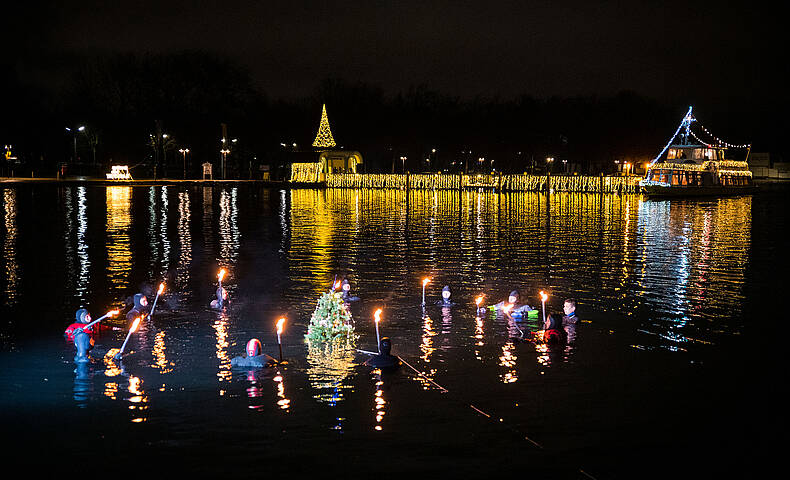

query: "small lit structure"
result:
(106, 165), (132, 180)
(202, 162), (213, 180)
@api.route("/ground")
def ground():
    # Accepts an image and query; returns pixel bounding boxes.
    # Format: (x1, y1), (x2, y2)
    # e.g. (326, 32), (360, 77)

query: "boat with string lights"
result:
(640, 107), (755, 197)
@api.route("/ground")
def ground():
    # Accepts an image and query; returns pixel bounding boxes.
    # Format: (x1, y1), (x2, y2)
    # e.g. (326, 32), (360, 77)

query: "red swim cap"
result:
(246, 338), (262, 357)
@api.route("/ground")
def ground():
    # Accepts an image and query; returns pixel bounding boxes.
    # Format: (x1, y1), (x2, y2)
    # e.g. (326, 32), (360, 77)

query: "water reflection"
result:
(635, 197), (751, 348)
(3, 189), (19, 306)
(76, 187), (90, 299)
(305, 339), (357, 405)
(273, 371), (290, 411)
(176, 191), (192, 293)
(152, 330), (173, 375)
(106, 187), (132, 296)
(498, 340), (518, 383)
(127, 375), (148, 423)
(214, 311), (231, 386)
(371, 369), (386, 431)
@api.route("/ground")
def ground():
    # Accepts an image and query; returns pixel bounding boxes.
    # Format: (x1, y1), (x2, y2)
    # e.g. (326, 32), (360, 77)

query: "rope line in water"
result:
(397, 354), (543, 449)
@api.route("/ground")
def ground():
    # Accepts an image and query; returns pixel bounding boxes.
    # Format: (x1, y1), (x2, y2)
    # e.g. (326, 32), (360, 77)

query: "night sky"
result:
(10, 1), (782, 106)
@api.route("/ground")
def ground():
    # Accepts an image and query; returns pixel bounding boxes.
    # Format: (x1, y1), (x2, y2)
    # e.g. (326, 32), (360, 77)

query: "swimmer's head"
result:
(246, 338), (262, 357)
(380, 337), (392, 356)
(508, 290), (519, 304)
(442, 286), (451, 300)
(76, 308), (91, 324)
(133, 294), (148, 309)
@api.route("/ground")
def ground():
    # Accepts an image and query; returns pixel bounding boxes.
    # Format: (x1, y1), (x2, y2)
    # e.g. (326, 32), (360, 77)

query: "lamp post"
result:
(546, 156), (554, 174)
(179, 148), (190, 179)
(220, 149), (230, 179)
(65, 126), (85, 162)
(400, 156), (407, 173)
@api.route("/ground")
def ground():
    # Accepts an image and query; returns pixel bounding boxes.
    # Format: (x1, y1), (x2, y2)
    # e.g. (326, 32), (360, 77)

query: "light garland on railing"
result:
(324, 173), (641, 194)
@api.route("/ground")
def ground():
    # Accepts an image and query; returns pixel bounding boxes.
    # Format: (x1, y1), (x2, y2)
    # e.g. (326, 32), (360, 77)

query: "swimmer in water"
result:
(492, 290), (534, 317)
(210, 285), (229, 310)
(126, 293), (149, 321)
(231, 338), (276, 368)
(436, 285), (456, 307)
(64, 308), (94, 342)
(534, 313), (567, 345)
(340, 278), (360, 303)
(562, 298), (578, 343)
(364, 337), (401, 370)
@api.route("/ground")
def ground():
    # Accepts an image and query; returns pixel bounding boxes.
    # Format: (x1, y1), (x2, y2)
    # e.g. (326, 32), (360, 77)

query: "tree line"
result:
(3, 50), (779, 178)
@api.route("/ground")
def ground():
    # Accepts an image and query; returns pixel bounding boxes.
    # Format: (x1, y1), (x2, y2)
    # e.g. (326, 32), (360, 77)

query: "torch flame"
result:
(107, 309), (120, 317)
(276, 318), (285, 335)
(218, 268), (226, 282)
(334, 280), (342, 290)
(475, 295), (483, 307)
(374, 308), (382, 324)
(158, 283), (165, 294)
(422, 277), (430, 287)
(130, 317), (141, 333)
(503, 304), (513, 314)
(540, 290), (548, 302)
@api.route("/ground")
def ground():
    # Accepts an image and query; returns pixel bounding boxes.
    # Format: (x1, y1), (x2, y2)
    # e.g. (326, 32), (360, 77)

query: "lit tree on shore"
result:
(312, 104), (337, 149)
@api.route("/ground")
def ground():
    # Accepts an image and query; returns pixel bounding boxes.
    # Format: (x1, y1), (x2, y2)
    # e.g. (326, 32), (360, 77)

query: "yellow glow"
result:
(475, 295), (483, 306)
(422, 277), (430, 287)
(106, 186), (132, 296)
(374, 308), (382, 324)
(540, 291), (548, 302)
(218, 268), (226, 282)
(129, 317), (141, 333)
(157, 283), (165, 294)
(107, 309), (119, 317)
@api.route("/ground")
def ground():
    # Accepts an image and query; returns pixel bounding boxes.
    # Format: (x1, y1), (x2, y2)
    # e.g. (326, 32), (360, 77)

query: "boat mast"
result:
(646, 106), (694, 176)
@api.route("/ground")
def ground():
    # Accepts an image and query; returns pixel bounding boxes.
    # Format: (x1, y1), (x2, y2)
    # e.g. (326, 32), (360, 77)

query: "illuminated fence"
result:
(322, 172), (641, 193)
(291, 163), (322, 183)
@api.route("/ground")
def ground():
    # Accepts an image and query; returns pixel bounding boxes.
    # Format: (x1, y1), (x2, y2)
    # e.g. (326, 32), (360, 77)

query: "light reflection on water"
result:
(0, 184), (766, 464)
(106, 186), (132, 298)
(3, 189), (18, 306)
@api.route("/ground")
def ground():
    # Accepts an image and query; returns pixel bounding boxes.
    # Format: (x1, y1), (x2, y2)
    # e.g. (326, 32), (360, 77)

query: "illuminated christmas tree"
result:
(305, 291), (357, 343)
(312, 104), (337, 149)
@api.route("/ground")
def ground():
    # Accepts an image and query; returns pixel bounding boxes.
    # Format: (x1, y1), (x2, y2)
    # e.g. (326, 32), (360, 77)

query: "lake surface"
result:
(1, 184), (785, 477)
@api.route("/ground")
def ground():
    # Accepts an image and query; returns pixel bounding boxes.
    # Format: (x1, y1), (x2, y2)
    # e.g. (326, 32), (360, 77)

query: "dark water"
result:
(1, 185), (785, 477)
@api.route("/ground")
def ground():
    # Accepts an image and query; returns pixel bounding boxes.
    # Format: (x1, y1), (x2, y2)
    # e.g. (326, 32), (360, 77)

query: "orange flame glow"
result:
(422, 278), (430, 287)
(374, 308), (382, 324)
(107, 309), (120, 317)
(276, 318), (285, 335)
(539, 291), (548, 302)
(157, 283), (165, 294)
(218, 269), (226, 282)
(130, 317), (141, 333)
(475, 295), (483, 307)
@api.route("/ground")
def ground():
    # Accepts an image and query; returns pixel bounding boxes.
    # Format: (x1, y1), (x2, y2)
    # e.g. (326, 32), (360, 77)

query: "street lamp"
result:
(65, 126), (85, 162)
(179, 148), (190, 179)
(220, 149), (230, 179)
(400, 156), (407, 173)
(546, 156), (554, 174)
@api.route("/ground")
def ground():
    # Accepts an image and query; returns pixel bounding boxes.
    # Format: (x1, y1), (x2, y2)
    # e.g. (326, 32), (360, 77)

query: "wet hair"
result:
(547, 313), (563, 330)
(564, 298), (577, 308)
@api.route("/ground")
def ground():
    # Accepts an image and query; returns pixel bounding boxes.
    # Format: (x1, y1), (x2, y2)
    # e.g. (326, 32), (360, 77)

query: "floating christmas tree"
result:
(305, 291), (357, 343)
(312, 104), (337, 149)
